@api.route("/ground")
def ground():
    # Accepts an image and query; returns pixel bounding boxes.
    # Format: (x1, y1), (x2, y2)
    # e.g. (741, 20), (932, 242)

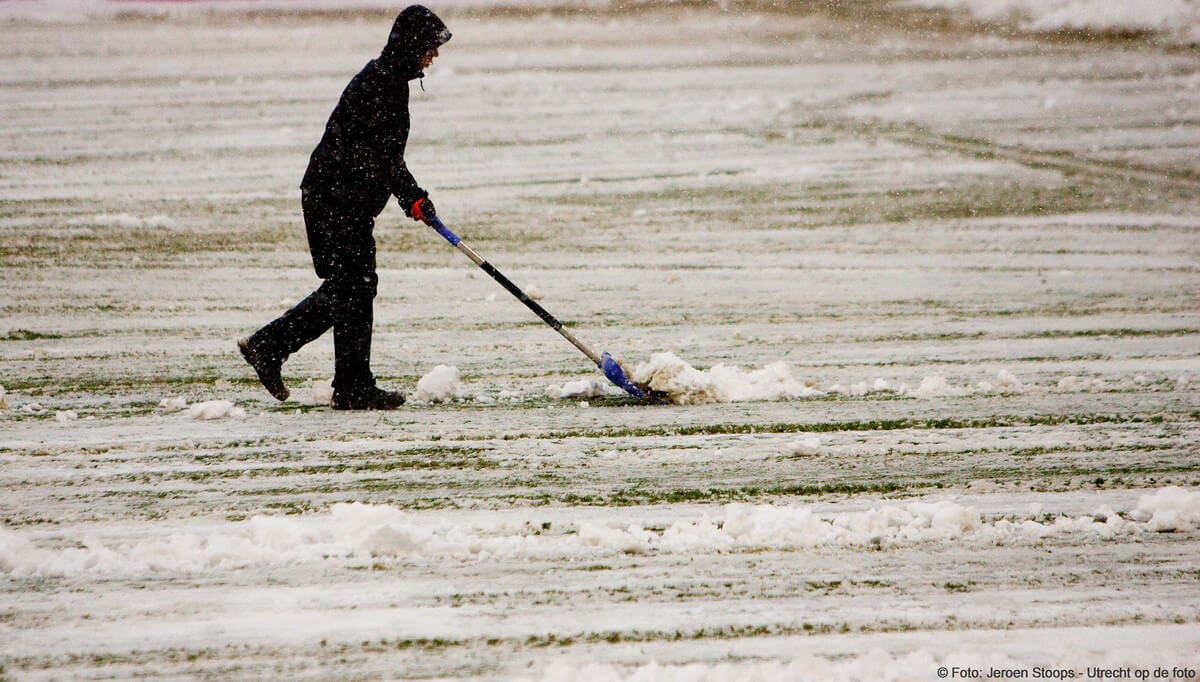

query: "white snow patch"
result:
(67, 213), (173, 229)
(546, 378), (620, 400)
(414, 365), (469, 403)
(531, 647), (1200, 682)
(829, 377), (907, 397)
(0, 384), (7, 410)
(185, 400), (246, 420)
(531, 651), (936, 682)
(630, 351), (822, 404)
(54, 410), (78, 422)
(906, 0), (1200, 44)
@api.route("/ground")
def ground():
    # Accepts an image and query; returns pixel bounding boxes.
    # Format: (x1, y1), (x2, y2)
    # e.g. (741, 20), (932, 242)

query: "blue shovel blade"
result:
(601, 351), (648, 400)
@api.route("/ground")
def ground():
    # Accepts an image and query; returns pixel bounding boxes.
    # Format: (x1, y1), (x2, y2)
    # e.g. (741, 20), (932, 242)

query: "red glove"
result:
(410, 197), (436, 224)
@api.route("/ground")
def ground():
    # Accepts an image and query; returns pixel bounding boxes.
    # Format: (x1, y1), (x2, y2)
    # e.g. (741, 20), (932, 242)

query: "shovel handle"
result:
(427, 217), (604, 368)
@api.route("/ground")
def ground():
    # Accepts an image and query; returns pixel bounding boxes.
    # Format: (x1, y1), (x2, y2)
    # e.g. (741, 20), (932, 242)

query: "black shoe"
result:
(238, 337), (289, 401)
(331, 385), (406, 410)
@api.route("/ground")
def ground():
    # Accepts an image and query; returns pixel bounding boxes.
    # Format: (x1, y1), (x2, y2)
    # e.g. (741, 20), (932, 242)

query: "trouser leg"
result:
(330, 270), (378, 395)
(245, 192), (377, 380)
(245, 287), (336, 362)
(302, 192), (380, 395)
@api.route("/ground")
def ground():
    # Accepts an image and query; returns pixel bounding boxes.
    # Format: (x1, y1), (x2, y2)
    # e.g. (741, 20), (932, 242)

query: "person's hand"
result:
(409, 196), (436, 225)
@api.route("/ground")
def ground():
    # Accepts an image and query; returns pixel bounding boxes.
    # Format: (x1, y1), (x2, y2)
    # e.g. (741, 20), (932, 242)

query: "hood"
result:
(379, 5), (452, 79)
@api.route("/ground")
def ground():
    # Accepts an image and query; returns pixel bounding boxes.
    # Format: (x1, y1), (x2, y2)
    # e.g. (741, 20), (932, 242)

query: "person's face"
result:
(419, 46), (439, 70)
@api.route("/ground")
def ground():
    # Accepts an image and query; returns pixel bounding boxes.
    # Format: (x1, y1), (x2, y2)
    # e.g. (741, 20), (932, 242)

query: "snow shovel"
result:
(427, 216), (652, 401)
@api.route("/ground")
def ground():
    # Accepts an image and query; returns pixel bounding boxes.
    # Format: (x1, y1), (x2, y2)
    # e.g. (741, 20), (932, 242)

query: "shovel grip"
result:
(430, 217), (461, 246)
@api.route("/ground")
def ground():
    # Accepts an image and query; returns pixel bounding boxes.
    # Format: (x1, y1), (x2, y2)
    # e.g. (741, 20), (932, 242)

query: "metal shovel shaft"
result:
(429, 217), (603, 368)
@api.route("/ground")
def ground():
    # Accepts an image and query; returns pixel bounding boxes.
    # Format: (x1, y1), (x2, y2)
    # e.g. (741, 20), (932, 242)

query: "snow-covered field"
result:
(2, 2), (1199, 679)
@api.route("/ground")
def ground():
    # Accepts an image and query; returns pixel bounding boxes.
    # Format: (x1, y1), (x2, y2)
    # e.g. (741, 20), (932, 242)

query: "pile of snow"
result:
(0, 503), (564, 578)
(630, 352), (822, 404)
(0, 384), (7, 410)
(978, 368), (1023, 393)
(185, 400), (246, 420)
(54, 410), (77, 422)
(790, 436), (824, 456)
(158, 397), (188, 411)
(907, 375), (966, 398)
(617, 359), (1032, 404)
(1131, 486), (1200, 532)
(6, 489), (1195, 579)
(1057, 375), (1108, 392)
(414, 365), (470, 403)
(305, 378), (334, 407)
(907, 0), (1200, 43)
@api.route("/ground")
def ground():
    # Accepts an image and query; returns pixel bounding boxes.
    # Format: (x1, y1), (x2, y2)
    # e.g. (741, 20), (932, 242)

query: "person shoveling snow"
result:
(238, 5), (451, 410)
(236, 5), (650, 408)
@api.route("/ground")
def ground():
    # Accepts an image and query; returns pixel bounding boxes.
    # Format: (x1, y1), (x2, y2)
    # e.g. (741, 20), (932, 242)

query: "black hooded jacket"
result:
(301, 6), (451, 217)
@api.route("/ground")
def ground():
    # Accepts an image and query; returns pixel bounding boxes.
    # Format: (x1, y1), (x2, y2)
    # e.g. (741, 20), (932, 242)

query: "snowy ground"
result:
(1, 2), (1199, 680)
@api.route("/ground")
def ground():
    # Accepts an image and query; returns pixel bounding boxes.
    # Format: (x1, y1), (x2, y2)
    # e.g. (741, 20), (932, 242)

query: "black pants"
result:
(247, 190), (379, 395)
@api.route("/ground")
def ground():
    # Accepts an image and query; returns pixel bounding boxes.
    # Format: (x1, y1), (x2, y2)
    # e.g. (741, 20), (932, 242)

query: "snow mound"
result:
(1130, 486), (1200, 532)
(306, 378), (334, 407)
(414, 365), (469, 403)
(185, 400), (246, 420)
(54, 410), (78, 422)
(0, 384), (7, 410)
(790, 436), (824, 456)
(4, 490), (1192, 578)
(630, 352), (822, 404)
(1057, 375), (1108, 392)
(908, 375), (966, 398)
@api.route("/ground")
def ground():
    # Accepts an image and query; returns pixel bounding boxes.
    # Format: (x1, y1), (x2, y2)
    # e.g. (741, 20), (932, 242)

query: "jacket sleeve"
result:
(388, 159), (426, 212)
(383, 80), (426, 212)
